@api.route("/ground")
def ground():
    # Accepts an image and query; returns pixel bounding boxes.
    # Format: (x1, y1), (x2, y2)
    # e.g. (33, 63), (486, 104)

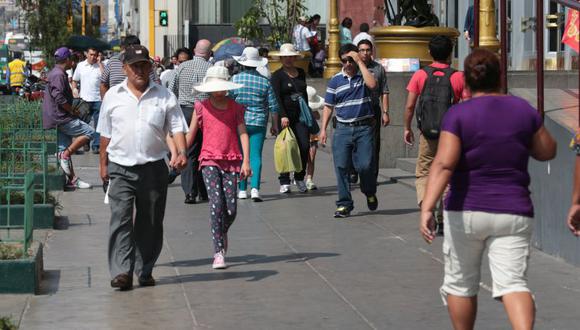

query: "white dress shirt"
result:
(72, 59), (102, 102)
(97, 79), (189, 166)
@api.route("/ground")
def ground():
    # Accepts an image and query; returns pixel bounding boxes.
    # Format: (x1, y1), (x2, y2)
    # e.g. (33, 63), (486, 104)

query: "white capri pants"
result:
(440, 210), (534, 303)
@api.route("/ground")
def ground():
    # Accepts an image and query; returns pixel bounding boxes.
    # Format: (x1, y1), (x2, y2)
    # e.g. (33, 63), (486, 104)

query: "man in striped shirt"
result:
(320, 43), (378, 218)
(168, 39), (212, 204)
(99, 35), (159, 98)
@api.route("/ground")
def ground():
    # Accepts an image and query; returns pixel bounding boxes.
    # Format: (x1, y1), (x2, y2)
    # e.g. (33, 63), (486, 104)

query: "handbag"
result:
(72, 98), (92, 123)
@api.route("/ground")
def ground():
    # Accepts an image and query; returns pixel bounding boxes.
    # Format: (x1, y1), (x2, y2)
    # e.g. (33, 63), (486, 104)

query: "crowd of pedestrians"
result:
(39, 14), (580, 329)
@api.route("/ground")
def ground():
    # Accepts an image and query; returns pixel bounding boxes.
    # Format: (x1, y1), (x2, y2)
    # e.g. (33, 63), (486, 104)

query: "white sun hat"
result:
(194, 66), (244, 93)
(307, 86), (324, 110)
(232, 47), (268, 68)
(270, 43), (304, 58)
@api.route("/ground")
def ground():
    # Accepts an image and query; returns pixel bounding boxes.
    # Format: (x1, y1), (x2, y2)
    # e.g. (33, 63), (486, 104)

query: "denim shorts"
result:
(440, 210), (533, 303)
(57, 118), (95, 151)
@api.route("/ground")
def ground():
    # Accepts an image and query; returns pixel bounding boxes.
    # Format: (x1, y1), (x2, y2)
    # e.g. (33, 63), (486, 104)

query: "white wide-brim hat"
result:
(307, 86), (324, 110)
(194, 66), (244, 93)
(270, 43), (304, 58)
(233, 47), (268, 67)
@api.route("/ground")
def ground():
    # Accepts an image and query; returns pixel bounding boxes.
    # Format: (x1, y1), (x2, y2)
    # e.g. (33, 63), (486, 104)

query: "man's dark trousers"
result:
(180, 105), (207, 200)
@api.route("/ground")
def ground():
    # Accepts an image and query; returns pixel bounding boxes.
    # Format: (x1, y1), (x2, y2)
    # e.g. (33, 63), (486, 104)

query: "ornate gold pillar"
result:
(324, 0), (341, 79)
(479, 0), (500, 52)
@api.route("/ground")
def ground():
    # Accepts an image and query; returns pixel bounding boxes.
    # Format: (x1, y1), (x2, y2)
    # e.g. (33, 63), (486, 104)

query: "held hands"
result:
(420, 210), (436, 244)
(404, 129), (415, 146)
(240, 162), (252, 180)
(567, 204), (580, 236)
(170, 154), (188, 171)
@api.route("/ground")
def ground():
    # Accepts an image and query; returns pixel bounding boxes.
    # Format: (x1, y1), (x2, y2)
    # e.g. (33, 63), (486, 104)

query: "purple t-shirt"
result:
(42, 66), (74, 129)
(441, 95), (543, 217)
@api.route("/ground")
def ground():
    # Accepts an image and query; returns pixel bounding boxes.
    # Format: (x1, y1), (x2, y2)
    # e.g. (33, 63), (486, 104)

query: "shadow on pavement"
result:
(155, 270), (279, 284)
(350, 208), (419, 218)
(161, 252), (340, 269)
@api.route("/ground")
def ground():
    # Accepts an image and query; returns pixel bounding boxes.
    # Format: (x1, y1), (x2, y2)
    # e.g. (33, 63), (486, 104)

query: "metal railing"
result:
(0, 172), (35, 255)
(473, 0), (580, 125)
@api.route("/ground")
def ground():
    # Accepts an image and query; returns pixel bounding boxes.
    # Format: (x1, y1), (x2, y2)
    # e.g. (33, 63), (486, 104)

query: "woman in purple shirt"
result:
(420, 49), (556, 330)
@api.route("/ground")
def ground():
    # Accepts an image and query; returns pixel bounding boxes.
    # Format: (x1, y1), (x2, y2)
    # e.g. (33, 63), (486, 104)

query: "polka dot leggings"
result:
(202, 166), (238, 253)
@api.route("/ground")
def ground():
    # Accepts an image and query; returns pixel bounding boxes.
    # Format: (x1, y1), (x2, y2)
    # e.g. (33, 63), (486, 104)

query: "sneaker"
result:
(296, 180), (307, 193)
(306, 179), (318, 190)
(334, 206), (351, 218)
(366, 195), (378, 211)
(238, 190), (248, 199)
(250, 188), (262, 202)
(349, 173), (359, 184)
(212, 251), (227, 269)
(67, 177), (92, 189)
(58, 151), (73, 177)
(279, 184), (291, 194)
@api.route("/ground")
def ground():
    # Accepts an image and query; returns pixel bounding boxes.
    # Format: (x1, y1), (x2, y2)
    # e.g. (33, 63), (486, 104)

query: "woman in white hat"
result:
(230, 47), (280, 202)
(187, 66), (251, 270)
(270, 43), (310, 194)
(305, 86), (325, 190)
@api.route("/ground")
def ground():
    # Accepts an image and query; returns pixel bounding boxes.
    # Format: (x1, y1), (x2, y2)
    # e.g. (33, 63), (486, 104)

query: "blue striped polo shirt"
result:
(324, 70), (373, 123)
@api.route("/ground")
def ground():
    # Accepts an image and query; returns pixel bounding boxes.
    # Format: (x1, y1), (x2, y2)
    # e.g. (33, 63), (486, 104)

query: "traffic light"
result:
(159, 10), (168, 26)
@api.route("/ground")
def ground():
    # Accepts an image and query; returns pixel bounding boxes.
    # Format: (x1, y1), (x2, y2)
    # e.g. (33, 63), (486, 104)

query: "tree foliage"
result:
(17, 0), (71, 65)
(236, 0), (307, 48)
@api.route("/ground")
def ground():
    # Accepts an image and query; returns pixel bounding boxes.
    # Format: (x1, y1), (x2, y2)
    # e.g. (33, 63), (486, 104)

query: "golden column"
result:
(324, 0), (341, 79)
(478, 0), (500, 52)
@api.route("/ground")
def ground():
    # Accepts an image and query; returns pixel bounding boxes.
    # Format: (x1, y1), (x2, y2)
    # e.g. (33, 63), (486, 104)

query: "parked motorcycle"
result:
(19, 74), (46, 101)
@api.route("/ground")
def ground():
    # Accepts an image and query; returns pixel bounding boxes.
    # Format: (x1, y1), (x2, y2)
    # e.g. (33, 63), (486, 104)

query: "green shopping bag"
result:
(274, 127), (303, 173)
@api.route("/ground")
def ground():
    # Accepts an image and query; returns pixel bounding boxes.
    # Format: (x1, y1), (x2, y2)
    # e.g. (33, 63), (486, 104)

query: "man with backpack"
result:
(403, 35), (467, 234)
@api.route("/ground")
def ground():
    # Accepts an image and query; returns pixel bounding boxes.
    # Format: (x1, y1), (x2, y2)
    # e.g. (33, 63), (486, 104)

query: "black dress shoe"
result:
(138, 276), (156, 287)
(184, 194), (196, 204)
(110, 273), (133, 291)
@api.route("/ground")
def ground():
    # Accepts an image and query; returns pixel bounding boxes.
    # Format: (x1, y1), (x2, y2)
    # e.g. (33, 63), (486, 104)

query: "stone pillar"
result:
(479, 0), (500, 52)
(324, 0), (341, 79)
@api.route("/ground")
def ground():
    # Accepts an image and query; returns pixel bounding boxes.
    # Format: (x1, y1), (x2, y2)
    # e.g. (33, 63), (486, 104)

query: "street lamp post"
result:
(323, 0), (341, 79)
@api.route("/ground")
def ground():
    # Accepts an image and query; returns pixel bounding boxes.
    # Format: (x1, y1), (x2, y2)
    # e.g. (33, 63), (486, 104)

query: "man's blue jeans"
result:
(332, 123), (376, 210)
(87, 101), (101, 150)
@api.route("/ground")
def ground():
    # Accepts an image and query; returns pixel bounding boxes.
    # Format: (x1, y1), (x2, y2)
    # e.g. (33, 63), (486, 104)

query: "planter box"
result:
(33, 172), (64, 191)
(0, 204), (55, 229)
(0, 242), (43, 294)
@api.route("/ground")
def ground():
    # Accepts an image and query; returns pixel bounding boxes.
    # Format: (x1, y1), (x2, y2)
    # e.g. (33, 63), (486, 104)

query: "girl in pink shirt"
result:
(188, 66), (251, 269)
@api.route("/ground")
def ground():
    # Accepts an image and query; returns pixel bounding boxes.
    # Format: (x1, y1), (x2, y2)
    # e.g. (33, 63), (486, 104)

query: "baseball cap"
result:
(120, 45), (151, 65)
(54, 47), (72, 61)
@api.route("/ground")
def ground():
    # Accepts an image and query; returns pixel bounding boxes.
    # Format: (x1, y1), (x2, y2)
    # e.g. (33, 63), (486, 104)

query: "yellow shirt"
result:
(8, 59), (26, 87)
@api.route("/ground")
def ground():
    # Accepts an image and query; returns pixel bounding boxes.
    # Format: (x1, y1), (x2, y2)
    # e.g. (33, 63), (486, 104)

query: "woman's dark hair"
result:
(258, 47), (269, 57)
(359, 23), (370, 33)
(341, 17), (352, 28)
(174, 47), (192, 60)
(339, 43), (358, 57)
(428, 35), (454, 62)
(464, 48), (501, 93)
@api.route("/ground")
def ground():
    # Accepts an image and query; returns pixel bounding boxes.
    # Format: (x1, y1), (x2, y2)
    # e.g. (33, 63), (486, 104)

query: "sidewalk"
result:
(2, 137), (580, 329)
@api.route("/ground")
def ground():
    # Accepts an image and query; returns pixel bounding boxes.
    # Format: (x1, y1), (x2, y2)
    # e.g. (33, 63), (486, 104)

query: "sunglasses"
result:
(340, 56), (355, 64)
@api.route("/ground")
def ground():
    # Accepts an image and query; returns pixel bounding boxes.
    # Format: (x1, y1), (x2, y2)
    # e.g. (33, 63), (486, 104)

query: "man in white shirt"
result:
(352, 23), (374, 47)
(73, 47), (102, 153)
(293, 16), (312, 52)
(97, 45), (188, 291)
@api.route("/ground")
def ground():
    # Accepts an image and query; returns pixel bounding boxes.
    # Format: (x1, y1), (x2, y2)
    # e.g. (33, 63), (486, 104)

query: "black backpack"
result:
(415, 66), (456, 140)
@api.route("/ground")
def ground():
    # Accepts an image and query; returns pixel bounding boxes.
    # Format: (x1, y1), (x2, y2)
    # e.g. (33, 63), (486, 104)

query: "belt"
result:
(336, 118), (374, 127)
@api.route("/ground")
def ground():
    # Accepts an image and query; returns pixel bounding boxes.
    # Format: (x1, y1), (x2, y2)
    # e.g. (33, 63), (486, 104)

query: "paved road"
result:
(3, 137), (580, 329)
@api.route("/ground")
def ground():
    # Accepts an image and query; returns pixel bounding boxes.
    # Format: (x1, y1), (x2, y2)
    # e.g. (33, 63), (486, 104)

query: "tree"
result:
(17, 0), (71, 66)
(236, 0), (307, 48)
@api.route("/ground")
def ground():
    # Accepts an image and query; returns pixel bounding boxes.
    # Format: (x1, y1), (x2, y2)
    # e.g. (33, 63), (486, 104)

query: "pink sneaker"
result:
(212, 251), (227, 269)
